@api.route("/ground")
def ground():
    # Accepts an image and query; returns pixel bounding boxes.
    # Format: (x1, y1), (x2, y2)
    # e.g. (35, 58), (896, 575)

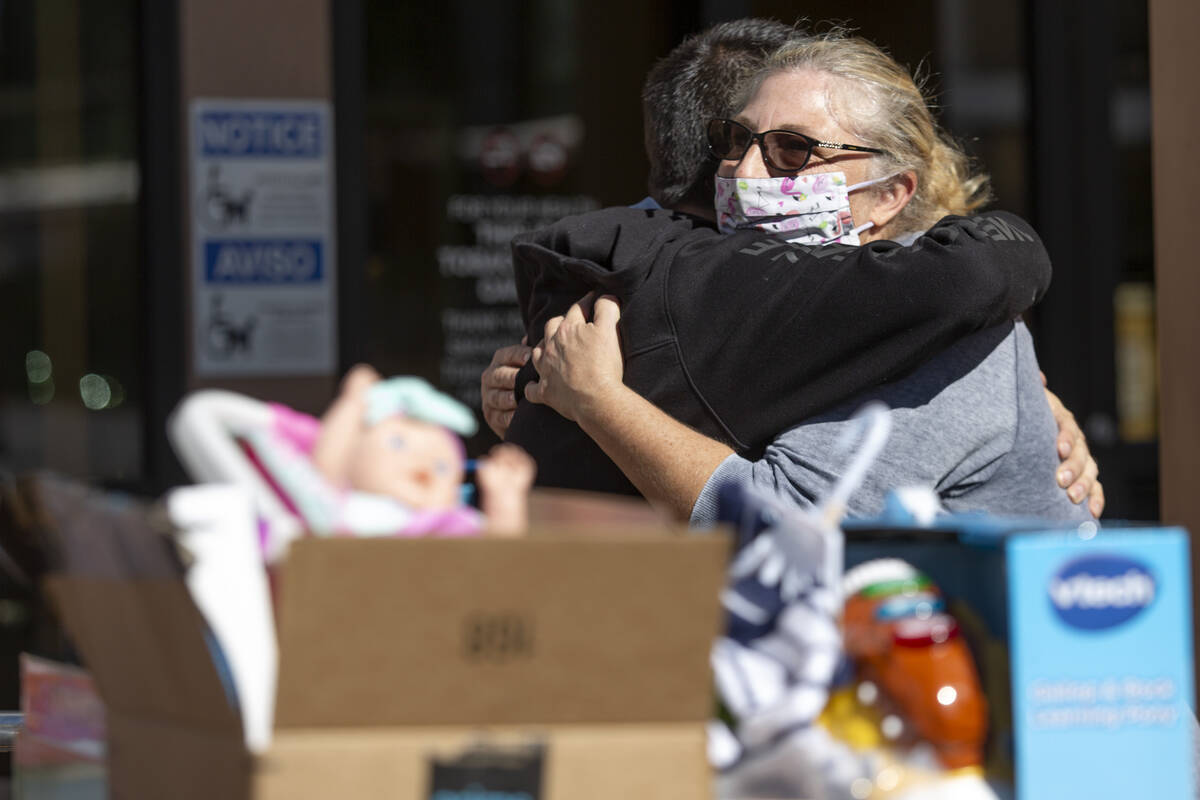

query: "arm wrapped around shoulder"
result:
(670, 210), (1054, 453)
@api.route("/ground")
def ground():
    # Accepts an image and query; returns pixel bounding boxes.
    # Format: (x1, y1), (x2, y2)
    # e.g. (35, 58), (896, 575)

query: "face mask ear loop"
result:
(846, 172), (898, 194)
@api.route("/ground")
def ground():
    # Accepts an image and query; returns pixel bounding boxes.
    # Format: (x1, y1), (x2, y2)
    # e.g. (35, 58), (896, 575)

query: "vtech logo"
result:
(1048, 555), (1156, 631)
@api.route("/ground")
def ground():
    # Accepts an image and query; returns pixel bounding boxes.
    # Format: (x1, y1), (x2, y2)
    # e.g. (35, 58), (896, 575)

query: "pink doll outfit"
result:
(245, 403), (481, 538)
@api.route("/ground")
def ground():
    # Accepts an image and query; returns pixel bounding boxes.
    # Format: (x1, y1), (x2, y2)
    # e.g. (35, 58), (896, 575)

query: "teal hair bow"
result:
(364, 376), (478, 436)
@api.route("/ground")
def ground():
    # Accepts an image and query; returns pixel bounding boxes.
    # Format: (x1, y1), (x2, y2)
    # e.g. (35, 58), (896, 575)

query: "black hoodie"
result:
(507, 206), (1050, 496)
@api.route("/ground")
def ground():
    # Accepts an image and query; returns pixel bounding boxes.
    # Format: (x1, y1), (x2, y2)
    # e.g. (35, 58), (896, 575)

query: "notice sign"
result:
(190, 99), (336, 376)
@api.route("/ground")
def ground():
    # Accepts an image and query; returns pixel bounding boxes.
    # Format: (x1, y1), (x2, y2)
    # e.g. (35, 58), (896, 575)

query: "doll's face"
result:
(347, 416), (464, 510)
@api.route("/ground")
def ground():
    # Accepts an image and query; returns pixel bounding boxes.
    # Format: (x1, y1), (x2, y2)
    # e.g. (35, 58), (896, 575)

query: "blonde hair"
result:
(745, 31), (991, 235)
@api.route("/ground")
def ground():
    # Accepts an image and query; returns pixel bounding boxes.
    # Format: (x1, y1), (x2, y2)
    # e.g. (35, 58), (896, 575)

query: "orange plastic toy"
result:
(842, 560), (988, 769)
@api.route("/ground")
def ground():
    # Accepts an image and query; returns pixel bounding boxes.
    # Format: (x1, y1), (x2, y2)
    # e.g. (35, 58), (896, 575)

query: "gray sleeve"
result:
(941, 323), (1095, 523)
(690, 453), (753, 525)
(689, 427), (838, 525)
(688, 330), (1025, 525)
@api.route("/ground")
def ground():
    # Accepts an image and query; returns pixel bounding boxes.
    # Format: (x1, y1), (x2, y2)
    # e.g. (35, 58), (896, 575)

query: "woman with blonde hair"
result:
(511, 30), (1094, 524)
(724, 31), (993, 240)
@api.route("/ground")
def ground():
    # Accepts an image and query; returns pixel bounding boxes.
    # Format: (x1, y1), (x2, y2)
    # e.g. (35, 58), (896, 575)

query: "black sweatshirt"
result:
(507, 207), (1051, 496)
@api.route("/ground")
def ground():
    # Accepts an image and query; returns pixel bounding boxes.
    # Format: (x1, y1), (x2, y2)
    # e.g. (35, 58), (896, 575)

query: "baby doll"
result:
(306, 364), (533, 535)
(168, 366), (535, 555)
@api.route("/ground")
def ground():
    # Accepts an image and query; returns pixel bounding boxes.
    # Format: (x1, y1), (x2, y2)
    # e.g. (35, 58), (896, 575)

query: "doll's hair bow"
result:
(364, 377), (478, 436)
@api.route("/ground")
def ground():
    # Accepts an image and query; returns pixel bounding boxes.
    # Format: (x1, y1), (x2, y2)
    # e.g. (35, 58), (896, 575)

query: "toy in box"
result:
(841, 518), (1194, 799)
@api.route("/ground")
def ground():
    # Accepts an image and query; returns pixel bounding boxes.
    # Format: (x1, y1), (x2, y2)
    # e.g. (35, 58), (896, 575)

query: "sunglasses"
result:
(706, 117), (887, 174)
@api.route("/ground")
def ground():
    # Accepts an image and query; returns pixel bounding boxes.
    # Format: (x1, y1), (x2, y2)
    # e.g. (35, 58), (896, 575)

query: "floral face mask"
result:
(714, 171), (894, 246)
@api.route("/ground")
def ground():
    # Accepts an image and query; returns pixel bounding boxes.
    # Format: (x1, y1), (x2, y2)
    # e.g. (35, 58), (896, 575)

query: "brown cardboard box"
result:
(46, 510), (729, 799)
(255, 724), (709, 800)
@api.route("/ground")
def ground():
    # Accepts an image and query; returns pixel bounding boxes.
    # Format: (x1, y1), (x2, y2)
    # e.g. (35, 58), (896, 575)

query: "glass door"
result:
(0, 0), (144, 489)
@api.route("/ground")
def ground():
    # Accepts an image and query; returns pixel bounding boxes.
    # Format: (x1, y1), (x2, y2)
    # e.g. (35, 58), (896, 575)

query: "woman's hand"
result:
(525, 294), (624, 422)
(524, 293), (732, 521)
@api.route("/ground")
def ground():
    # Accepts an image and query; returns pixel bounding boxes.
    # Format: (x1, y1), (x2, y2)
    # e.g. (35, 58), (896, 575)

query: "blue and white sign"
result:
(197, 111), (323, 158)
(204, 240), (324, 285)
(1010, 528), (1193, 800)
(191, 99), (336, 376)
(1048, 554), (1156, 631)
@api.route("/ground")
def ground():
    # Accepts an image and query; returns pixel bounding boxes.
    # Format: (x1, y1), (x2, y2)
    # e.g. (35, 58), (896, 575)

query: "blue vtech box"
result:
(844, 519), (1195, 799)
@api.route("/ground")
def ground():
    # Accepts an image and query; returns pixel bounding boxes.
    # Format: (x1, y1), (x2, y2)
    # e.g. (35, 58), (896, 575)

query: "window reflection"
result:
(0, 0), (141, 486)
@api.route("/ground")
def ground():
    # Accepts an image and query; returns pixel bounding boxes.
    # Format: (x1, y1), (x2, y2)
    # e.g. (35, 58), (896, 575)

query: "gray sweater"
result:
(691, 321), (1094, 524)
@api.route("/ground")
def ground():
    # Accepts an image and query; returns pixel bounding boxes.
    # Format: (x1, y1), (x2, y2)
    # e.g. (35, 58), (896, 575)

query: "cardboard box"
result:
(45, 503), (730, 799)
(844, 521), (1194, 799)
